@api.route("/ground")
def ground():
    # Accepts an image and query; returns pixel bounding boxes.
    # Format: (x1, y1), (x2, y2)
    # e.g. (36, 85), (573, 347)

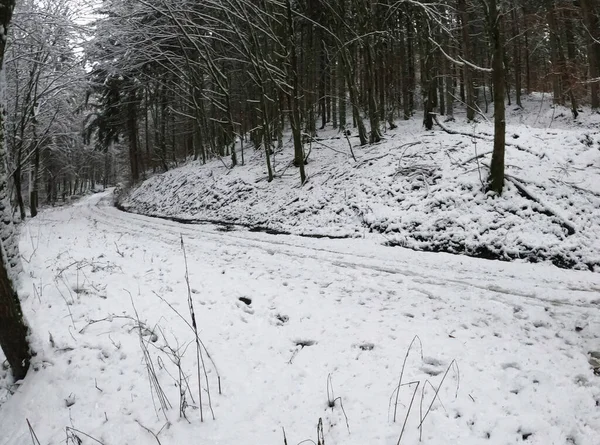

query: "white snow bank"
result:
(121, 96), (600, 271)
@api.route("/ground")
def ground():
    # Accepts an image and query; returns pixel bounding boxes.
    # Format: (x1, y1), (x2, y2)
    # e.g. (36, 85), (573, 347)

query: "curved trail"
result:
(91, 193), (600, 312)
(2, 191), (599, 445)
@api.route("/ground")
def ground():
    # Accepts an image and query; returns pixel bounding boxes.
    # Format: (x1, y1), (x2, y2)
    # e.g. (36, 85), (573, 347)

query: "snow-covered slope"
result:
(120, 95), (600, 271)
(1, 191), (600, 445)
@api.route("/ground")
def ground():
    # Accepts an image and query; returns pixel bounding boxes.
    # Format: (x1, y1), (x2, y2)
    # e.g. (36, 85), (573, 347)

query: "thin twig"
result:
(396, 381), (420, 445)
(65, 427), (105, 445)
(135, 420), (167, 445)
(417, 360), (459, 429)
(392, 336), (423, 422)
(26, 419), (41, 445)
(181, 235), (215, 421)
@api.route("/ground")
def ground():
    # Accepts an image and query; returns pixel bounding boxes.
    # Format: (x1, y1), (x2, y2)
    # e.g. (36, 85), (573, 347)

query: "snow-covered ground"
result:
(1, 190), (600, 445)
(120, 94), (600, 271)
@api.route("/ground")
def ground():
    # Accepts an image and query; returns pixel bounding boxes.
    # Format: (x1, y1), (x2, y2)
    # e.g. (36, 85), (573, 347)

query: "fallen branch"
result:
(550, 178), (600, 199)
(355, 152), (392, 168)
(135, 420), (169, 445)
(433, 116), (543, 159)
(457, 150), (493, 168)
(505, 174), (577, 235)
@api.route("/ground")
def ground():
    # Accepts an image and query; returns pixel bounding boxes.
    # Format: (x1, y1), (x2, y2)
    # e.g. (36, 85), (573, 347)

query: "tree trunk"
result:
(364, 43), (381, 143)
(341, 47), (367, 145)
(0, 244), (30, 381)
(261, 94), (274, 182)
(406, 15), (415, 112)
(286, 0), (306, 184)
(399, 33), (411, 120)
(338, 54), (346, 130)
(422, 36), (435, 130)
(523, 5), (531, 94)
(332, 63), (337, 129)
(13, 163), (25, 220)
(30, 127), (40, 218)
(458, 0), (475, 121)
(319, 40), (326, 130)
(511, 1), (522, 107)
(444, 33), (454, 120)
(580, 0), (600, 109)
(127, 93), (141, 182)
(547, 3), (564, 105)
(488, 0), (506, 195)
(0, 0), (31, 381)
(563, 4), (579, 118)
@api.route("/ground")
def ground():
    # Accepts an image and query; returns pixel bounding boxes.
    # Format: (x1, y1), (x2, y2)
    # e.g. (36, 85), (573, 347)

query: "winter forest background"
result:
(5, 0), (600, 204)
(1, 0), (600, 444)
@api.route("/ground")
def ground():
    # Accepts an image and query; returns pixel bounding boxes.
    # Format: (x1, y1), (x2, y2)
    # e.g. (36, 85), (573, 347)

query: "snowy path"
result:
(2, 191), (600, 445)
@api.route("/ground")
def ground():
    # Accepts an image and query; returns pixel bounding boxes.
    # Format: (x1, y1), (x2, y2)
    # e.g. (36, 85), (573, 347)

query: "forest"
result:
(3, 0), (600, 213)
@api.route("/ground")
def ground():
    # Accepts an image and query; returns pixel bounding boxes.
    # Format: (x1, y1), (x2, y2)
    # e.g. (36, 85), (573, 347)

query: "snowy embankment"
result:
(1, 192), (600, 445)
(120, 96), (600, 271)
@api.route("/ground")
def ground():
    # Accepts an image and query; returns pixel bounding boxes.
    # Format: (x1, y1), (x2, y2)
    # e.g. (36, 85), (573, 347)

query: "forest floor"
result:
(120, 93), (600, 271)
(0, 189), (600, 445)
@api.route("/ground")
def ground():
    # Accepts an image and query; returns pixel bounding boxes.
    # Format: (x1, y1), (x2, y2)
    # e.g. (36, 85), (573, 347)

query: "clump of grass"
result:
(326, 373), (350, 433)
(389, 336), (460, 444)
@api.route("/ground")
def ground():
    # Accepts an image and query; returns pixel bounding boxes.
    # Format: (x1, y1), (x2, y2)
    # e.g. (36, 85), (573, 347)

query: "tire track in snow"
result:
(86, 192), (600, 315)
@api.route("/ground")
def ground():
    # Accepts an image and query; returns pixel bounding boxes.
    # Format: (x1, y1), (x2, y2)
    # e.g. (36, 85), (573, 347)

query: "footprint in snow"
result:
(275, 314), (289, 325)
(237, 297), (254, 314)
(501, 362), (521, 371)
(532, 320), (550, 328)
(353, 342), (375, 351)
(420, 356), (445, 376)
(423, 356), (444, 366)
(513, 306), (529, 320)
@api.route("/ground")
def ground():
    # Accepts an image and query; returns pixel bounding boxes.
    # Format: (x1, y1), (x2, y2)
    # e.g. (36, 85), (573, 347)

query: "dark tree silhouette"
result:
(0, 0), (32, 381)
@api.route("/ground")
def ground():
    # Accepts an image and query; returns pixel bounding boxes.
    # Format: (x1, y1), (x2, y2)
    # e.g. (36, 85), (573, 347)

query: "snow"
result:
(119, 94), (600, 272)
(1, 188), (600, 445)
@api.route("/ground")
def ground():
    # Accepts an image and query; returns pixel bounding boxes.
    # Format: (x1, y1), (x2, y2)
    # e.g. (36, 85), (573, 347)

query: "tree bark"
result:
(286, 0), (306, 184)
(13, 162), (25, 220)
(444, 31), (454, 120)
(547, 2), (564, 105)
(563, 3), (579, 118)
(422, 36), (435, 130)
(488, 0), (506, 195)
(399, 32), (411, 120)
(458, 0), (475, 121)
(338, 54), (346, 130)
(0, 0), (31, 381)
(364, 43), (381, 143)
(511, 0), (522, 107)
(30, 142), (40, 218)
(127, 95), (141, 182)
(580, 0), (600, 109)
